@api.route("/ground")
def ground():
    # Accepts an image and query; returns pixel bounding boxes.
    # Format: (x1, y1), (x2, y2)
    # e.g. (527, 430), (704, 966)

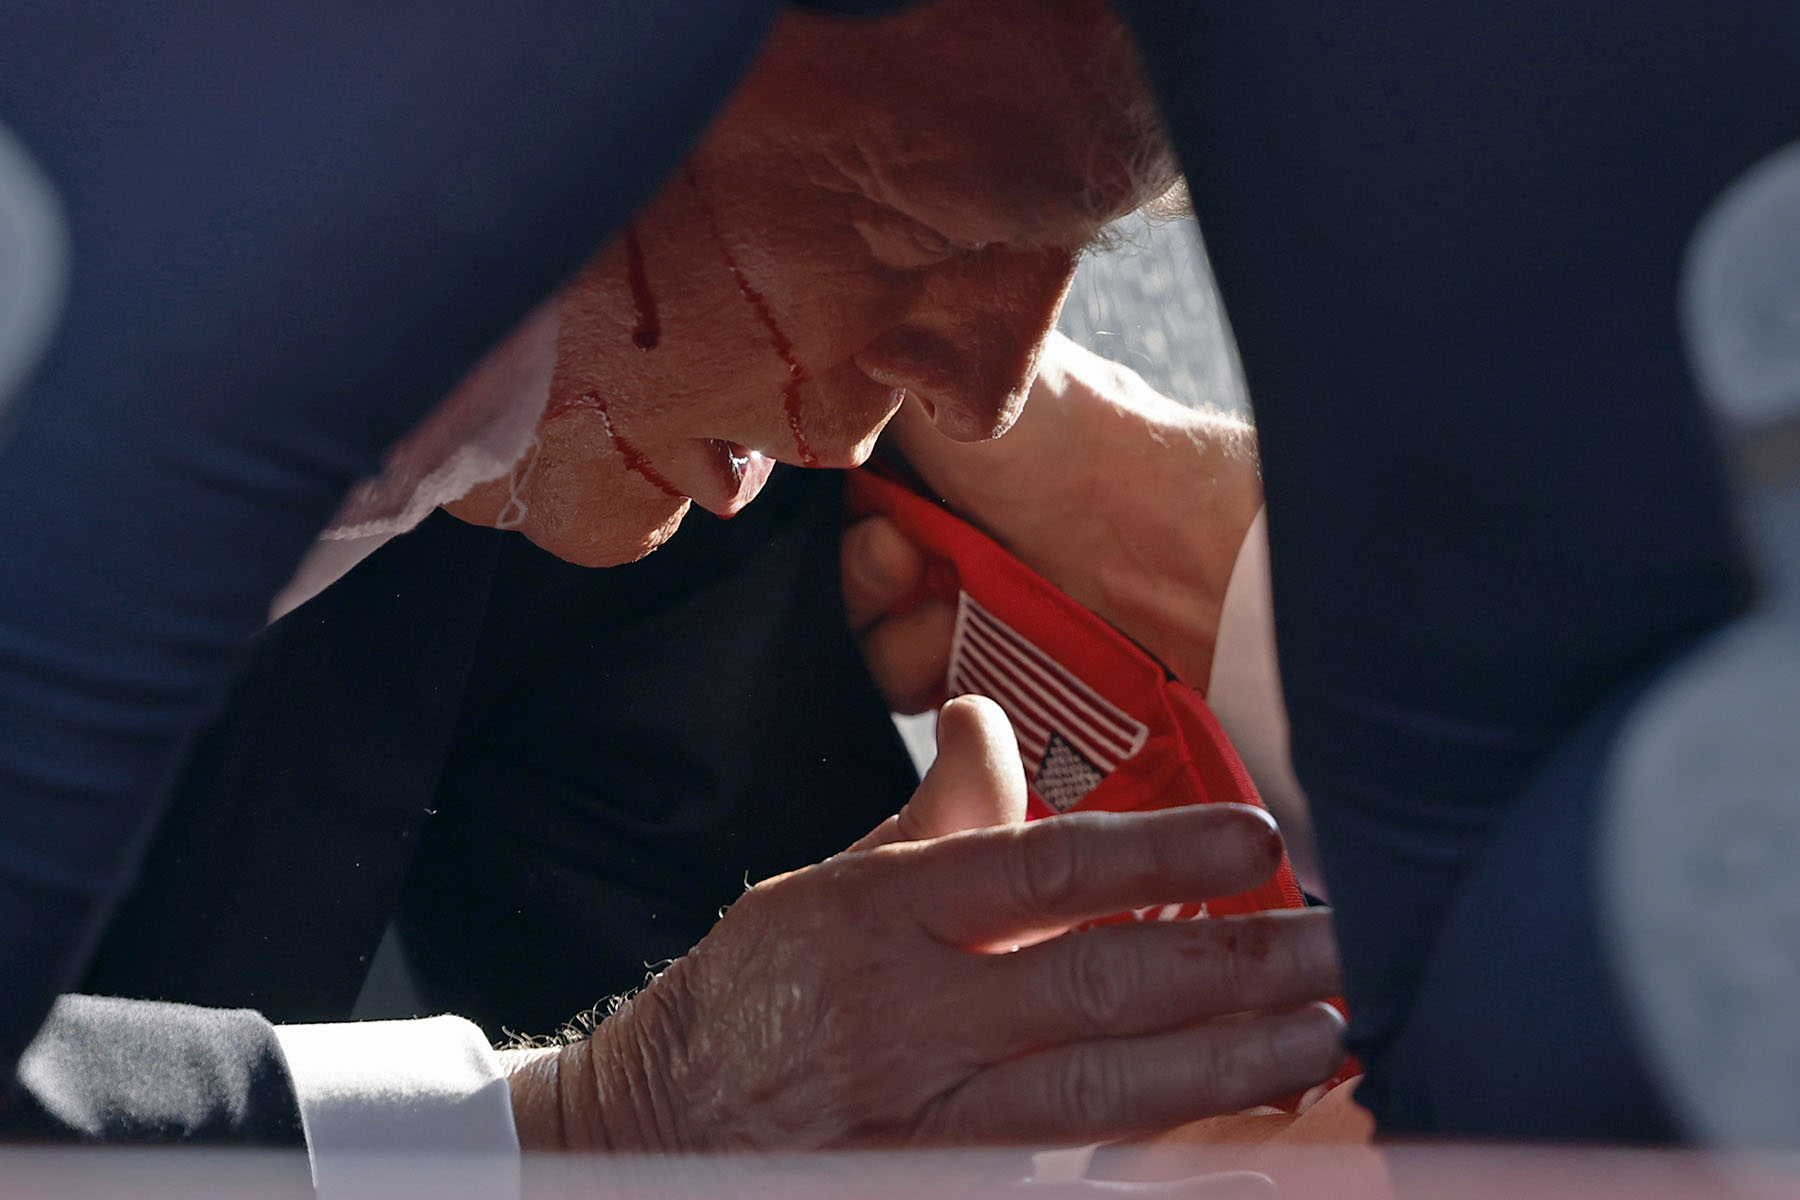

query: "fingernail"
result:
(1205, 804), (1280, 855)
(1273, 1005), (1346, 1076)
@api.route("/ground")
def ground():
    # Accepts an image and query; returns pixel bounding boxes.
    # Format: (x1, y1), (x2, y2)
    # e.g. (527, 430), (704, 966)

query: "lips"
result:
(681, 438), (775, 517)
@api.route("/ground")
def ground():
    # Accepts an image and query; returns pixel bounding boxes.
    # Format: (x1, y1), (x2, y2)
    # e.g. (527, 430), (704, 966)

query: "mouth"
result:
(678, 438), (775, 518)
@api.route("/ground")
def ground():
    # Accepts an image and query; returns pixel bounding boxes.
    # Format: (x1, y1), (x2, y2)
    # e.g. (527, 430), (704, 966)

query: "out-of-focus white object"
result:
(0, 122), (68, 419)
(1604, 600), (1800, 1147)
(1604, 141), (1800, 1149)
(1683, 143), (1800, 429)
(1059, 213), (1248, 418)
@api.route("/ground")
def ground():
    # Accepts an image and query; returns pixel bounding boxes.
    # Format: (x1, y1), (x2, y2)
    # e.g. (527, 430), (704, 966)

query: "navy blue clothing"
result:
(1115, 1), (1796, 1138)
(0, 0), (913, 1096)
(10, 995), (307, 1168)
(3, 0), (1795, 1145)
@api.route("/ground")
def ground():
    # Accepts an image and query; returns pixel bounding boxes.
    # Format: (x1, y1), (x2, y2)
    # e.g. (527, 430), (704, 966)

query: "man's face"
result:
(449, 0), (1172, 566)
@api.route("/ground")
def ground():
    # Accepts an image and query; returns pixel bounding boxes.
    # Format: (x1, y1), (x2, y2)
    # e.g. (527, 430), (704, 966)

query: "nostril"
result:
(928, 393), (1016, 443)
(987, 391), (1028, 439)
(858, 332), (1026, 442)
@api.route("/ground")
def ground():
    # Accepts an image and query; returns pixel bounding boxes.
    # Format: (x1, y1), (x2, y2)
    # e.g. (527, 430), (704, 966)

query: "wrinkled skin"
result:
(845, 330), (1264, 712)
(448, 0), (1176, 566)
(506, 698), (1345, 1151)
(484, 0), (1345, 1157)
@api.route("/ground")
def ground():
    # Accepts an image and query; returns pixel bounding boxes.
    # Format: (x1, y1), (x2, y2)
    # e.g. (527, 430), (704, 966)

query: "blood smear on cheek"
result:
(542, 391), (683, 501)
(686, 166), (820, 467)
(622, 225), (662, 351)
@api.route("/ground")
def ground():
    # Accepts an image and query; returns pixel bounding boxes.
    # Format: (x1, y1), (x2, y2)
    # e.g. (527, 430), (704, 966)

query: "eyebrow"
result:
(882, 184), (1125, 258)
(831, 142), (1145, 259)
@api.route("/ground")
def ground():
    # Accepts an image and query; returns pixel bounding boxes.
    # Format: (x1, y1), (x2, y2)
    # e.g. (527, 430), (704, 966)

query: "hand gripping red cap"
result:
(848, 466), (1305, 920)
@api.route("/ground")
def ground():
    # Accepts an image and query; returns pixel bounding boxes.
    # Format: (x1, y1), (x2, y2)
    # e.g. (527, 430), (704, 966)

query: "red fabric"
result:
(847, 467), (1305, 917)
(848, 467), (1357, 1102)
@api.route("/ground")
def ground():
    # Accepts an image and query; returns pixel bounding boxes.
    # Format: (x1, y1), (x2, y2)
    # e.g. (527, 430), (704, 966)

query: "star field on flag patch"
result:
(1037, 733), (1104, 813)
(947, 591), (1149, 811)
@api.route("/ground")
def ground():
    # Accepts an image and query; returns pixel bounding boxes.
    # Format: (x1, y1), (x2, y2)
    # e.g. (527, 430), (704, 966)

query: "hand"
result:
(842, 509), (957, 714)
(879, 330), (1263, 689)
(507, 697), (1344, 1153)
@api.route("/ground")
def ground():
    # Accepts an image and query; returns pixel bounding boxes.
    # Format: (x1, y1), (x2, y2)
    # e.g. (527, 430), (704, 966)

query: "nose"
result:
(855, 246), (1077, 442)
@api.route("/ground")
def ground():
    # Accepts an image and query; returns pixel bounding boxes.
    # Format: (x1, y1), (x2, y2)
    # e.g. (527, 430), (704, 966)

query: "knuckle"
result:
(1051, 1045), (1131, 1132)
(1062, 934), (1137, 1037)
(1196, 1026), (1255, 1105)
(758, 855), (881, 935)
(816, 857), (891, 933)
(1212, 927), (1255, 1002)
(1006, 816), (1083, 920)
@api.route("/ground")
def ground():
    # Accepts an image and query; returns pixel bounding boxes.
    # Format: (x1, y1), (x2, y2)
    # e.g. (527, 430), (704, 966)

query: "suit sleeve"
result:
(5, 995), (308, 1157)
(0, 0), (792, 1094)
(1115, 0), (1795, 1138)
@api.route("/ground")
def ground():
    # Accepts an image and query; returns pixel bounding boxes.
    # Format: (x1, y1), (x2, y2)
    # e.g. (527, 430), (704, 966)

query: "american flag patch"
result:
(947, 591), (1150, 811)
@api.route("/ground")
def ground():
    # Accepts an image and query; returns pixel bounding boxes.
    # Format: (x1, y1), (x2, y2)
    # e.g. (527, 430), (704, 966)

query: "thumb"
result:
(850, 695), (1027, 851)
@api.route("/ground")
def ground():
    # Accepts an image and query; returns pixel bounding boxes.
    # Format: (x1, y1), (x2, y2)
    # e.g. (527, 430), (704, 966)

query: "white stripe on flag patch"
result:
(947, 591), (1149, 809)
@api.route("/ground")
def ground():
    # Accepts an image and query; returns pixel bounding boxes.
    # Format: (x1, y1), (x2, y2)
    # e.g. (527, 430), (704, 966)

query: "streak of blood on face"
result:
(687, 165), (821, 468)
(444, 0), (1172, 569)
(541, 390), (685, 501)
(621, 226), (662, 351)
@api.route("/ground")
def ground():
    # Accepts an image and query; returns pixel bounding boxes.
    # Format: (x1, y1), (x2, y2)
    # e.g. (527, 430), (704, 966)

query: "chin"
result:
(523, 502), (691, 568)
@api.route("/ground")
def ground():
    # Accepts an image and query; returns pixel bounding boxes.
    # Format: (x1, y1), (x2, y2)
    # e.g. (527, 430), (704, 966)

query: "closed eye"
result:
(850, 203), (978, 270)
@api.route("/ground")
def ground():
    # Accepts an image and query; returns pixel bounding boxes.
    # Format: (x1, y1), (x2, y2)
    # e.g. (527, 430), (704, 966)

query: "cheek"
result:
(530, 418), (691, 566)
(450, 415), (691, 568)
(549, 171), (917, 456)
(743, 232), (920, 371)
(556, 248), (784, 437)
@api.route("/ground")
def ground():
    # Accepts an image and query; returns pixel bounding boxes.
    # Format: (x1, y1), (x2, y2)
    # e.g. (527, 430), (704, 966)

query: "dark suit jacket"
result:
(6, 994), (307, 1176)
(15, 468), (913, 1141)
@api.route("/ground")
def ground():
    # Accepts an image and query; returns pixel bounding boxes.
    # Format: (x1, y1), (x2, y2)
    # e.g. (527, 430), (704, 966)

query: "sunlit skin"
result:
(463, 2), (1350, 1152)
(446, 0), (1176, 566)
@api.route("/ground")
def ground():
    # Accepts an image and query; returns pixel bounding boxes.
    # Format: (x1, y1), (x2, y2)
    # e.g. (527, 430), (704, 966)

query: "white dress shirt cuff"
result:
(274, 1015), (520, 1200)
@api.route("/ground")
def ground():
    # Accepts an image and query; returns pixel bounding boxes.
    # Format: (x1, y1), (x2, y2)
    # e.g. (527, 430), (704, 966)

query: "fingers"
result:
(862, 597), (957, 714)
(843, 514), (927, 631)
(879, 803), (1287, 948)
(843, 513), (957, 712)
(905, 696), (1027, 840)
(851, 696), (1027, 851)
(978, 909), (1341, 1060)
(590, 789), (1337, 1154)
(920, 1002), (1347, 1147)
